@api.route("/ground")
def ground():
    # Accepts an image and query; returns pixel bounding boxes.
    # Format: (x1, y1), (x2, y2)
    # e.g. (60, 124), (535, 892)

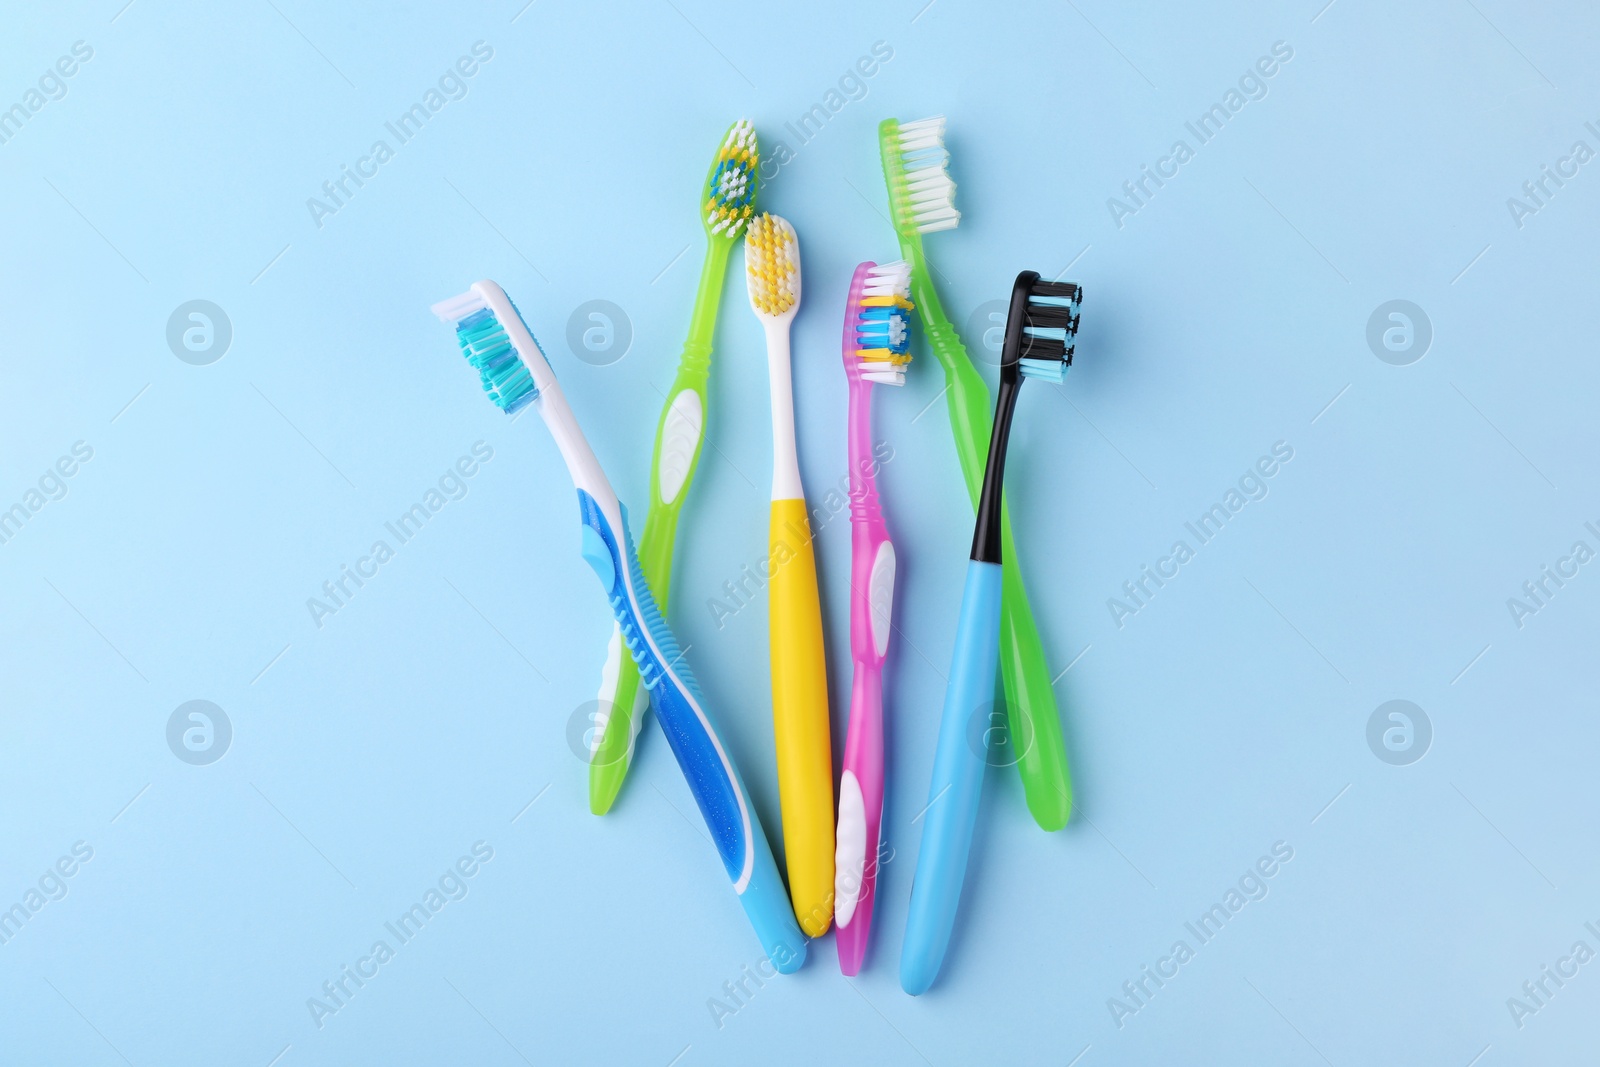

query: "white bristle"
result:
(863, 260), (911, 299)
(856, 260), (913, 386)
(724, 118), (756, 154)
(716, 168), (748, 201)
(430, 289), (486, 324)
(707, 119), (758, 236)
(895, 116), (960, 233)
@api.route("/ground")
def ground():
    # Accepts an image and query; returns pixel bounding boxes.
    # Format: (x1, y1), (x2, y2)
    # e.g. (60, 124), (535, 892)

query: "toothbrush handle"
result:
(835, 659), (885, 975)
(998, 516), (1072, 826)
(588, 343), (712, 813)
(587, 632), (648, 808)
(900, 559), (1003, 996)
(768, 498), (835, 937)
(589, 238), (731, 814)
(645, 637), (804, 971)
(577, 491), (805, 971)
(836, 371), (893, 974)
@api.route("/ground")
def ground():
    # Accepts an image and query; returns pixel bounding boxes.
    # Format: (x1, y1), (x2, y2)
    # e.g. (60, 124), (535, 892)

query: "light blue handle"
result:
(576, 490), (805, 973)
(901, 559), (1003, 995)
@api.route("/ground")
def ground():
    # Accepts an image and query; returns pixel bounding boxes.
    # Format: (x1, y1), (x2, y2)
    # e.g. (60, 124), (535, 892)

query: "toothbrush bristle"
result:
(435, 295), (539, 414)
(1018, 279), (1082, 383)
(883, 116), (960, 235)
(430, 289), (486, 325)
(854, 260), (914, 385)
(744, 213), (800, 318)
(861, 259), (912, 301)
(706, 119), (759, 238)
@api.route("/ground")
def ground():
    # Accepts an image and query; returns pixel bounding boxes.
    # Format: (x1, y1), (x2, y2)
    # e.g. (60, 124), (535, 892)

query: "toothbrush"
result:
(834, 260), (914, 976)
(879, 116), (1074, 833)
(901, 271), (1081, 995)
(588, 120), (758, 815)
(743, 213), (835, 938)
(432, 279), (805, 972)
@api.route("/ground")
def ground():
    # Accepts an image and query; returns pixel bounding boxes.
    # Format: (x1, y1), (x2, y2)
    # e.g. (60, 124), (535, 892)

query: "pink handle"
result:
(836, 663), (884, 974)
(836, 262), (894, 974)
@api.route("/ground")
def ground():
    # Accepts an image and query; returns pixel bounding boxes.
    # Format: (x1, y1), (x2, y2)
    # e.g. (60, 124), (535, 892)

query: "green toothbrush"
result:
(587, 119), (759, 814)
(878, 115), (1073, 831)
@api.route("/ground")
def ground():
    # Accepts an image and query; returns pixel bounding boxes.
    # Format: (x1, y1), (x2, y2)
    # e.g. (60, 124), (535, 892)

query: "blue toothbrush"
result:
(900, 271), (1082, 995)
(432, 280), (806, 972)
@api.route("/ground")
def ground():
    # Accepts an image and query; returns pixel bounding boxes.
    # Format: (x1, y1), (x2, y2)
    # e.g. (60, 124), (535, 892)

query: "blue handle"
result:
(901, 559), (1003, 995)
(576, 490), (806, 973)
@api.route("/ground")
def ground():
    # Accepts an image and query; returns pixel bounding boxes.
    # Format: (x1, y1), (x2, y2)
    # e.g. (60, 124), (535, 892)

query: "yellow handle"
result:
(768, 499), (835, 936)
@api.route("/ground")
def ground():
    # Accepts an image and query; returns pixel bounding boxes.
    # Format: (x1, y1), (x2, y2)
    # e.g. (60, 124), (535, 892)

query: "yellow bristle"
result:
(745, 213), (798, 317)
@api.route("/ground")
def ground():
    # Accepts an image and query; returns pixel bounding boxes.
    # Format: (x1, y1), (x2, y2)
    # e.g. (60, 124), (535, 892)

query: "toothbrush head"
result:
(431, 281), (547, 414)
(845, 260), (914, 385)
(744, 212), (801, 321)
(1001, 271), (1082, 385)
(879, 116), (960, 238)
(705, 119), (759, 240)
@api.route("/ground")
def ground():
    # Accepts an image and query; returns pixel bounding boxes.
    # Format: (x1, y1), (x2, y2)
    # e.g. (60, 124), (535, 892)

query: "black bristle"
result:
(1024, 304), (1078, 330)
(1019, 335), (1068, 361)
(1030, 280), (1082, 301)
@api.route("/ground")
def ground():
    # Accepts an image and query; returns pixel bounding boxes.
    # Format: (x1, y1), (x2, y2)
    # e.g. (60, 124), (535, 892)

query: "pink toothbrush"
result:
(834, 260), (914, 974)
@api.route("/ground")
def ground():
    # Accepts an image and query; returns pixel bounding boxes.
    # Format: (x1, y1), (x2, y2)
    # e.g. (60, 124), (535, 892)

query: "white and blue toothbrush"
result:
(432, 279), (806, 972)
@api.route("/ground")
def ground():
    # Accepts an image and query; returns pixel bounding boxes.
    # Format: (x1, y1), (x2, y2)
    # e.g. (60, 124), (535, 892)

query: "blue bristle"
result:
(1018, 289), (1080, 381)
(453, 306), (538, 414)
(1020, 357), (1068, 383)
(855, 307), (911, 353)
(711, 159), (755, 211)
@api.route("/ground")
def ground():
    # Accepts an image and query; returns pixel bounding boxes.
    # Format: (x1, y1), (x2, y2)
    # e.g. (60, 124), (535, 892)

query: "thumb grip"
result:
(588, 626), (646, 814)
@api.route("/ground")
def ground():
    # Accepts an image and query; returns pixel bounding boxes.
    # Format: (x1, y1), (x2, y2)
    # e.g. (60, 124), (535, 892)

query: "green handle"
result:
(922, 282), (1074, 831)
(589, 239), (728, 814)
(998, 515), (1072, 829)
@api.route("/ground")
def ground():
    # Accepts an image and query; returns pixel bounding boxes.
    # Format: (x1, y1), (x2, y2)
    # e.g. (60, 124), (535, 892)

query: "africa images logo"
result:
(167, 701), (232, 766)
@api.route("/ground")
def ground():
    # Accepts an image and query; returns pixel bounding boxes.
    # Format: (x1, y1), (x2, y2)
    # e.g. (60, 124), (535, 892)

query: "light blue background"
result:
(2, 1), (1597, 1064)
